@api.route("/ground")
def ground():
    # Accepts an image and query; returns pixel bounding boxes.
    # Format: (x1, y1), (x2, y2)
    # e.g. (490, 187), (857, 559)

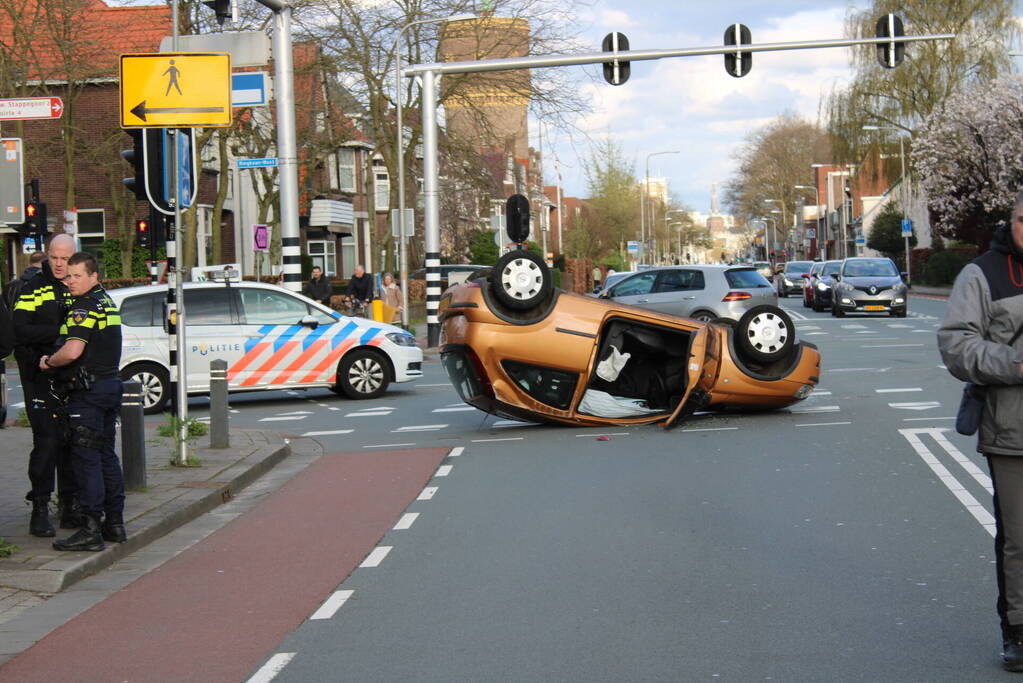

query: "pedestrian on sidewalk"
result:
(11, 235), (79, 537)
(39, 252), (126, 552)
(380, 272), (403, 324)
(303, 266), (332, 307)
(937, 191), (1023, 672)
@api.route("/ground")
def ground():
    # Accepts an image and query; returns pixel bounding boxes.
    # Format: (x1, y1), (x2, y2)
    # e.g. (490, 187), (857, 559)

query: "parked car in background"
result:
(112, 280), (423, 413)
(411, 264), (490, 292)
(831, 257), (908, 318)
(753, 261), (773, 280)
(439, 251), (820, 428)
(599, 265), (777, 323)
(591, 270), (634, 296)
(775, 260), (814, 298)
(802, 261), (825, 308)
(810, 260), (844, 312)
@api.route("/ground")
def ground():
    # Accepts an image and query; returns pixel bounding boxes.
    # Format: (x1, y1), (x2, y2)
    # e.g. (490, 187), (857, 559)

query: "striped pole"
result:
(282, 235), (301, 291)
(165, 231), (177, 417)
(422, 69), (441, 347)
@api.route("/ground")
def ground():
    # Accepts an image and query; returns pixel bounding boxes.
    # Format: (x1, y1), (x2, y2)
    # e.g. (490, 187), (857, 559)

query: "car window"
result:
(239, 288), (310, 325)
(725, 268), (771, 288)
(120, 292), (160, 327)
(311, 307), (339, 325)
(822, 262), (842, 276)
(611, 272), (657, 297)
(810, 263), (823, 276)
(654, 269), (704, 293)
(501, 360), (578, 410)
(843, 259), (899, 277)
(183, 288), (234, 325)
(785, 261), (813, 275)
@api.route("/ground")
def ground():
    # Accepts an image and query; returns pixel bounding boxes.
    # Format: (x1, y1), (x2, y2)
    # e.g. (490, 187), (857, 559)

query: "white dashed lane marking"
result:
(393, 513), (419, 530)
(875, 388), (923, 393)
(360, 546), (392, 568)
(246, 653), (296, 683)
(310, 590), (354, 620)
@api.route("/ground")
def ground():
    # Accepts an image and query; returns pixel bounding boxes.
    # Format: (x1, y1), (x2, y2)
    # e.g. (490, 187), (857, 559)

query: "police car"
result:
(109, 279), (423, 413)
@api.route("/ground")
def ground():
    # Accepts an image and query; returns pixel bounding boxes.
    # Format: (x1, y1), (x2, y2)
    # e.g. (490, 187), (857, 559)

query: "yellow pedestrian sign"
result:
(120, 52), (232, 128)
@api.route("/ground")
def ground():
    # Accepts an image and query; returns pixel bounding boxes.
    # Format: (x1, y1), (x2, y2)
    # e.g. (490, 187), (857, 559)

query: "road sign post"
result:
(120, 52), (232, 128)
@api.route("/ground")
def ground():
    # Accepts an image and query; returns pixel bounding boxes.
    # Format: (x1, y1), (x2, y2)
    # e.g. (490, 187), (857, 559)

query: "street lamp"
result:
(393, 12), (476, 327)
(665, 209), (687, 263)
(764, 198), (785, 262)
(641, 150), (679, 264)
(795, 184), (821, 260)
(863, 123), (910, 277)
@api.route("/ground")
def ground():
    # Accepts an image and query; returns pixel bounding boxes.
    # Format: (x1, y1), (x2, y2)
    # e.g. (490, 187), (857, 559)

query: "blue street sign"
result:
(901, 218), (913, 237)
(159, 129), (195, 210)
(232, 72), (268, 107)
(237, 157), (278, 169)
(627, 240), (639, 253)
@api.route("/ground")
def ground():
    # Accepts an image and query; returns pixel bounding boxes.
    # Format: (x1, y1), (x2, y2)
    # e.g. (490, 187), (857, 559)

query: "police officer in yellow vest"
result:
(39, 252), (126, 551)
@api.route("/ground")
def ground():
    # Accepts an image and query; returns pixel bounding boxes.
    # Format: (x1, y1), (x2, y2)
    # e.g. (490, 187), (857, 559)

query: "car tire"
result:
(121, 362), (170, 415)
(335, 348), (389, 400)
(491, 250), (553, 311)
(833, 305), (845, 318)
(690, 309), (718, 323)
(735, 305), (795, 364)
(802, 293), (810, 308)
(892, 309), (908, 318)
(812, 294), (823, 313)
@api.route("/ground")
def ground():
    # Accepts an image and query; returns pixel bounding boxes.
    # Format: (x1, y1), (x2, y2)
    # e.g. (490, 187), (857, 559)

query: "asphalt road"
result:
(4, 295), (1010, 681)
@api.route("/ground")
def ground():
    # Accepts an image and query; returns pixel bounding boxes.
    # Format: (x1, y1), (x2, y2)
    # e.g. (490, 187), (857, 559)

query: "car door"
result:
(604, 271), (658, 309)
(640, 269), (707, 317)
(182, 287), (246, 392)
(234, 286), (337, 389)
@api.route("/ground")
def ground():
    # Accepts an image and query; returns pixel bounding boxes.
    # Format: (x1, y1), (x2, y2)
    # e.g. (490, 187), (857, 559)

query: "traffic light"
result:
(203, 0), (235, 25)
(875, 13), (905, 68)
(601, 32), (630, 86)
(136, 218), (151, 248)
(121, 129), (168, 211)
(20, 200), (47, 237)
(724, 23), (752, 78)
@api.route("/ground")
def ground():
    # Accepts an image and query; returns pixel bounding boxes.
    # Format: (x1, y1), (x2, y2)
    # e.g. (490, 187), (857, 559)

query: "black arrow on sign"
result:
(130, 100), (225, 122)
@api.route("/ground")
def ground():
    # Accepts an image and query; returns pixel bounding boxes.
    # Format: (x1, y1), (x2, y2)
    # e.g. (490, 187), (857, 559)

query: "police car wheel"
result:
(121, 362), (169, 415)
(335, 349), (389, 400)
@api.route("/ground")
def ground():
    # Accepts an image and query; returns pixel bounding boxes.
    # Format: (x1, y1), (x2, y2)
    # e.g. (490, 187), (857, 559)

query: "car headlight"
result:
(816, 282), (828, 291)
(784, 278), (794, 286)
(893, 297), (905, 304)
(385, 332), (418, 347)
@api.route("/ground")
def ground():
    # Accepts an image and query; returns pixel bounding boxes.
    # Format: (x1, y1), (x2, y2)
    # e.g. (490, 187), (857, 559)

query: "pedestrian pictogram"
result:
(120, 52), (232, 128)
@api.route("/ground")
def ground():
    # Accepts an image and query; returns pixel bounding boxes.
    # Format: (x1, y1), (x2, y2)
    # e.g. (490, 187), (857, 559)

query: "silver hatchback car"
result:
(598, 265), (778, 322)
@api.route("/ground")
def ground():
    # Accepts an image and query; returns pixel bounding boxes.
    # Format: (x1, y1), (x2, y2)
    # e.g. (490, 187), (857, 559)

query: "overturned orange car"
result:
(438, 250), (821, 428)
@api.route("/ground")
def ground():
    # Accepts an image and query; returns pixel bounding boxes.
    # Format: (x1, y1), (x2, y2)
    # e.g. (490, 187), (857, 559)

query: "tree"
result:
(578, 138), (639, 261)
(826, 0), (1019, 165)
(467, 230), (499, 265)
(723, 114), (831, 245)
(867, 201), (915, 258)
(914, 75), (1023, 244)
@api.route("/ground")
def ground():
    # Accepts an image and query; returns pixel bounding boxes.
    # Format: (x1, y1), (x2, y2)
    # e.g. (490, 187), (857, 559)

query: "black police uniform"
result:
(54, 284), (125, 544)
(11, 260), (76, 532)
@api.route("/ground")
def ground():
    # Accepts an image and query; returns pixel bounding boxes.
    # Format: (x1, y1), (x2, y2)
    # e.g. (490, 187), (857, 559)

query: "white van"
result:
(109, 280), (423, 413)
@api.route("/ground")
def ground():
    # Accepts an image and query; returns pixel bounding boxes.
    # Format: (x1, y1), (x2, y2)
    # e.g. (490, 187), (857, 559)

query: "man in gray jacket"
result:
(938, 192), (1023, 672)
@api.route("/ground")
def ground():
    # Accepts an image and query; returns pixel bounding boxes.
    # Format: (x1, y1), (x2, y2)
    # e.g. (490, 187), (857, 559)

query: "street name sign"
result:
(232, 72), (268, 107)
(120, 52), (232, 128)
(901, 218), (913, 237)
(237, 157), (277, 169)
(0, 97), (64, 121)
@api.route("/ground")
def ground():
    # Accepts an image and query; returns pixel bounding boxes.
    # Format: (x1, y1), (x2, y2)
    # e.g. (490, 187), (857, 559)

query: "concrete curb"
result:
(0, 435), (291, 594)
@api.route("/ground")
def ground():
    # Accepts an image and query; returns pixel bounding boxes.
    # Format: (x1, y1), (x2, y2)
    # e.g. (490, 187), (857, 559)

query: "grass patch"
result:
(16, 409), (30, 428)
(0, 538), (19, 558)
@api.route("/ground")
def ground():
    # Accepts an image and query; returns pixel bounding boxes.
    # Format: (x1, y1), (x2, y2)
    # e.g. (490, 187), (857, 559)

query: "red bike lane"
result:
(0, 447), (450, 683)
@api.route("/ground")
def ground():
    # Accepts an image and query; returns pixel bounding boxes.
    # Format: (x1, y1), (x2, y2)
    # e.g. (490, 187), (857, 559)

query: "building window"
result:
(341, 232), (357, 275)
(307, 239), (337, 276)
(375, 171), (389, 212)
(76, 209), (106, 267)
(338, 148), (356, 192)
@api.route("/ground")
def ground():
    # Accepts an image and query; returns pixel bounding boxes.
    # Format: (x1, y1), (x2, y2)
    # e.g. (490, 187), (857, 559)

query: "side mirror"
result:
(599, 291), (611, 299)
(300, 315), (319, 329)
(832, 274), (841, 282)
(801, 273), (810, 279)
(900, 271), (909, 280)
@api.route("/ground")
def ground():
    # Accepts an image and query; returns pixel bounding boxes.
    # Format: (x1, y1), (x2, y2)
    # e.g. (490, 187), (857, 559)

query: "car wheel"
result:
(893, 309), (908, 318)
(811, 294), (823, 313)
(802, 293), (810, 308)
(491, 250), (553, 311)
(121, 362), (170, 414)
(833, 305), (845, 318)
(690, 310), (717, 323)
(335, 348), (389, 400)
(735, 305), (795, 364)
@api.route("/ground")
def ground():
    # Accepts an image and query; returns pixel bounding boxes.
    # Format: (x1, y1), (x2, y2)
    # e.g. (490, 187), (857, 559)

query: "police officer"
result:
(11, 234), (78, 537)
(40, 252), (126, 552)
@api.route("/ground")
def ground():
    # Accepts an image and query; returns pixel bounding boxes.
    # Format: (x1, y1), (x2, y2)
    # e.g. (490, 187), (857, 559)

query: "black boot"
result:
(52, 514), (104, 552)
(1004, 625), (1023, 672)
(58, 495), (85, 530)
(28, 495), (55, 538)
(101, 511), (127, 544)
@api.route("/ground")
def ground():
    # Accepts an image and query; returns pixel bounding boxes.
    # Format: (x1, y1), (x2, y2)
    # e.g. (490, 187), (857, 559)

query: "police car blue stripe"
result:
(244, 325), (278, 353)
(360, 327), (383, 345)
(273, 325), (303, 352)
(302, 322), (331, 350)
(330, 322), (359, 349)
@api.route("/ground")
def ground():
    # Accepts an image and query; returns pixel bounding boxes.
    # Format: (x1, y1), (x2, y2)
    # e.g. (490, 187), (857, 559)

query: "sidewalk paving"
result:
(0, 419), (290, 600)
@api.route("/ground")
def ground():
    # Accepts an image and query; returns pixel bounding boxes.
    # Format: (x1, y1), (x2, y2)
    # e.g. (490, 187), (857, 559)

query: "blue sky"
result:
(532, 1), (1023, 214)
